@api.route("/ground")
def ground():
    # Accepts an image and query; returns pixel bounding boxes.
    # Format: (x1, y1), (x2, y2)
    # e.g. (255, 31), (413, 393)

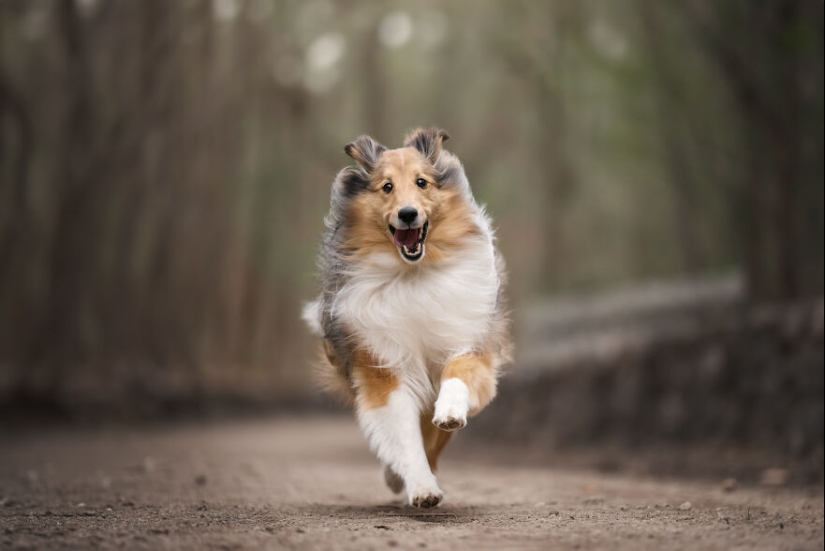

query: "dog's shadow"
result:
(305, 502), (477, 525)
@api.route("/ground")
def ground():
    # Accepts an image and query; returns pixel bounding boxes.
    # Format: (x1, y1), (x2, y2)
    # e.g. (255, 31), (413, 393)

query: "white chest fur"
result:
(331, 237), (500, 376)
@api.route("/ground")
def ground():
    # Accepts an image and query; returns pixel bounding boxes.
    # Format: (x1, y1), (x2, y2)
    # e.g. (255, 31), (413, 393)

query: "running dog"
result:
(303, 128), (511, 508)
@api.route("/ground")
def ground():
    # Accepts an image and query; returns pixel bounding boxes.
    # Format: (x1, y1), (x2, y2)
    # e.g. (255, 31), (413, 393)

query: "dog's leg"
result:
(433, 351), (497, 431)
(352, 359), (442, 508)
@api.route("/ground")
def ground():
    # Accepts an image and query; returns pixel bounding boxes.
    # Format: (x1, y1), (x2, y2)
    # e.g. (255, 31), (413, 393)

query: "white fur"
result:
(432, 377), (469, 431)
(357, 388), (442, 506)
(330, 222), (499, 405)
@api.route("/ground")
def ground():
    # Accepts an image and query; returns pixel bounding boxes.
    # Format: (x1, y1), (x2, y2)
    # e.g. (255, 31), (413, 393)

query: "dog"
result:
(302, 128), (511, 508)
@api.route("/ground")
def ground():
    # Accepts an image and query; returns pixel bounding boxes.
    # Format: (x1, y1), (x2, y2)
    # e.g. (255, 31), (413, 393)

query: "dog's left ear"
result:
(344, 135), (386, 172)
(404, 127), (450, 164)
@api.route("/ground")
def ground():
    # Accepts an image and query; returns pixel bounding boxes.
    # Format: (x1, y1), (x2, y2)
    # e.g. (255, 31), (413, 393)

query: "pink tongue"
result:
(393, 228), (419, 248)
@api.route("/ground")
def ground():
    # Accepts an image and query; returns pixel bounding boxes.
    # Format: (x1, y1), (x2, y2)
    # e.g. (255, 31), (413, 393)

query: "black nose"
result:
(398, 206), (418, 225)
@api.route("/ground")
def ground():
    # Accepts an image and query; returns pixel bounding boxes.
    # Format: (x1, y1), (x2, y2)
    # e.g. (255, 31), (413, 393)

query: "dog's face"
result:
(340, 128), (477, 265)
(367, 147), (438, 263)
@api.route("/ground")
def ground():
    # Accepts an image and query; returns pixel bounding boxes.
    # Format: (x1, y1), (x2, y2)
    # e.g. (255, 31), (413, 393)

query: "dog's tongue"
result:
(393, 228), (419, 249)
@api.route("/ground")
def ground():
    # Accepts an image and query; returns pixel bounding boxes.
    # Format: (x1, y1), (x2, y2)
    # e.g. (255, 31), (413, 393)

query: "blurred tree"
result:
(681, 0), (824, 300)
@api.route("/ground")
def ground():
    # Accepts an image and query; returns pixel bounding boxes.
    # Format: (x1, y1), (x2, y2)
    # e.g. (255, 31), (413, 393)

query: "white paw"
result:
(432, 406), (467, 431)
(433, 378), (469, 432)
(406, 474), (443, 508)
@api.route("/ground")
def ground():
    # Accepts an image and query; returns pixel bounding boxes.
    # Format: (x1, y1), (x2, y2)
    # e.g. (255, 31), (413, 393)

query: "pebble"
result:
(679, 501), (692, 511)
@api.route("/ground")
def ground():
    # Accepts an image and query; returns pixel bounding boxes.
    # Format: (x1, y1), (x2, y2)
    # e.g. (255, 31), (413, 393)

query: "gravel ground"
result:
(1, 415), (822, 550)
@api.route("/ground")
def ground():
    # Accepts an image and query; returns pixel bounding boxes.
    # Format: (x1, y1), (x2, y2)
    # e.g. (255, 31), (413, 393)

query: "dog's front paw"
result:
(407, 475), (443, 508)
(432, 408), (467, 431)
(433, 378), (469, 432)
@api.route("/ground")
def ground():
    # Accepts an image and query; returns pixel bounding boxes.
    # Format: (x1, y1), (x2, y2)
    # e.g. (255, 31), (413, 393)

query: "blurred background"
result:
(0, 0), (822, 478)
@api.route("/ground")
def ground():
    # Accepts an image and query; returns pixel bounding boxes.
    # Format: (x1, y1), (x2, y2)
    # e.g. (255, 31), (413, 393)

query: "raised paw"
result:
(432, 412), (466, 432)
(433, 378), (469, 432)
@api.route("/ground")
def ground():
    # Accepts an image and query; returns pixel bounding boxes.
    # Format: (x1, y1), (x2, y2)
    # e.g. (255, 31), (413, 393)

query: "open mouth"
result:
(389, 221), (429, 262)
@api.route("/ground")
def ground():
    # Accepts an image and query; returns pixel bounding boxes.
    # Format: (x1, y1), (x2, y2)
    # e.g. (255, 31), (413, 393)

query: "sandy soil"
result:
(1, 415), (822, 550)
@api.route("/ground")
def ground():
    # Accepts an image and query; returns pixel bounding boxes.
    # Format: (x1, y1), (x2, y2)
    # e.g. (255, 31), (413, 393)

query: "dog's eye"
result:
(416, 178), (427, 189)
(382, 182), (393, 193)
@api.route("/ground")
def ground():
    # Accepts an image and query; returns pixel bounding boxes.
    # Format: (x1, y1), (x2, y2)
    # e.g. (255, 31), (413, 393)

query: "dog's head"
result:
(334, 128), (476, 265)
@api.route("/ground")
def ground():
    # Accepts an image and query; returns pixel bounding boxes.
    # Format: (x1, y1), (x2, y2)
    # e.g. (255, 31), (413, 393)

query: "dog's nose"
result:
(398, 206), (418, 225)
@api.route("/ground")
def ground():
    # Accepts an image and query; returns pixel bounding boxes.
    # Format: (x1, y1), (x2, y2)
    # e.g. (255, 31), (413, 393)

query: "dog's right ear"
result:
(404, 127), (450, 165)
(344, 135), (386, 172)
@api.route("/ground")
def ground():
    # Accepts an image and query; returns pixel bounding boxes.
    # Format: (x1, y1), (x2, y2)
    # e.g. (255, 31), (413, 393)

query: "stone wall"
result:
(473, 294), (823, 457)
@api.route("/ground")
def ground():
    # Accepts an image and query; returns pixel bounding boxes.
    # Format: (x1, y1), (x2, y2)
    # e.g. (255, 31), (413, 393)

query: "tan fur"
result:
(351, 348), (400, 410)
(442, 351), (498, 416)
(422, 191), (484, 264)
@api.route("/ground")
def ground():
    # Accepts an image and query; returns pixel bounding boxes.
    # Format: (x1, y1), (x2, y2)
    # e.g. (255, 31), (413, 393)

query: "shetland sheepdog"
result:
(303, 128), (511, 508)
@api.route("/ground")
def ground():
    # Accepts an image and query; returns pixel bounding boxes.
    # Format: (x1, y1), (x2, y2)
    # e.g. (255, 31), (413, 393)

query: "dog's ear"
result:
(404, 127), (450, 164)
(344, 135), (386, 172)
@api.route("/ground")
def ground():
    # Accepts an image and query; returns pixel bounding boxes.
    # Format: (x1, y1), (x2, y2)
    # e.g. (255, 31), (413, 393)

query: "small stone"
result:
(721, 478), (738, 492)
(679, 501), (692, 511)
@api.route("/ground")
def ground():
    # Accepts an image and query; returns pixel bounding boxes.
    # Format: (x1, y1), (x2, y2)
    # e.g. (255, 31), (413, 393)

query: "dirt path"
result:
(1, 416), (822, 550)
